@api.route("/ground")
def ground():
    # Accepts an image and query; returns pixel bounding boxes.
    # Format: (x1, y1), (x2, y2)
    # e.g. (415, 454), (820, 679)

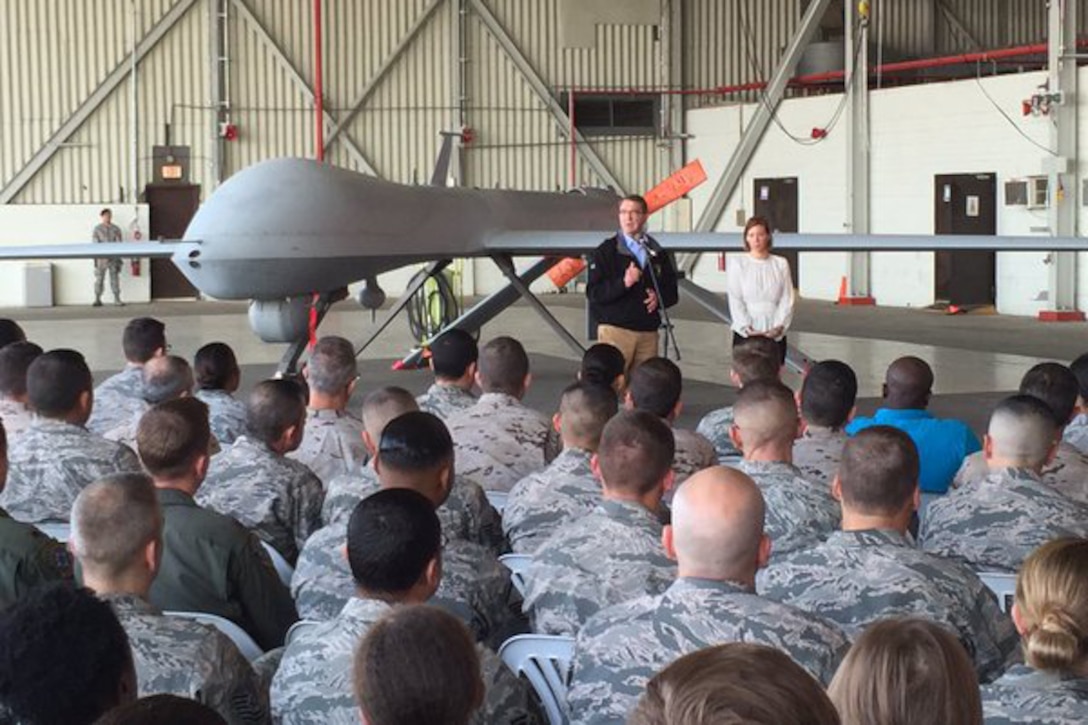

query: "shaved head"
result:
(733, 381), (799, 450)
(671, 466), (766, 581)
(361, 387), (419, 443)
(988, 394), (1059, 467)
(884, 356), (933, 409)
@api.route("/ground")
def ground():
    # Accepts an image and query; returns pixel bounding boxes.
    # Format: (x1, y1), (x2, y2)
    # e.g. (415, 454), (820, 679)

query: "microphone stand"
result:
(636, 236), (681, 361)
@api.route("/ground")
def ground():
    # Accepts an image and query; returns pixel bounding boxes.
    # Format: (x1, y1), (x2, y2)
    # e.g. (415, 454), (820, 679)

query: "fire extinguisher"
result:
(130, 225), (142, 276)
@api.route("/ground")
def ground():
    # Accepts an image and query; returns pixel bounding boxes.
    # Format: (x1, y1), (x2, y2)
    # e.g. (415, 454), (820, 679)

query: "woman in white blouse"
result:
(726, 216), (795, 363)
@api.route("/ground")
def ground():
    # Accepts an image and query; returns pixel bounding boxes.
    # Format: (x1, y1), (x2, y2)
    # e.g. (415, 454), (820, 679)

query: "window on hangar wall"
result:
(558, 93), (659, 137)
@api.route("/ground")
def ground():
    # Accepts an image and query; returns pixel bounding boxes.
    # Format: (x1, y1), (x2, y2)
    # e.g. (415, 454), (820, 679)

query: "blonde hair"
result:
(828, 618), (982, 725)
(1015, 537), (1088, 671)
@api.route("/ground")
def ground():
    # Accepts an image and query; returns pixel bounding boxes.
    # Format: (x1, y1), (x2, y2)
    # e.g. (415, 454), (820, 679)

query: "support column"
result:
(1041, 0), (1083, 321)
(843, 0), (874, 304)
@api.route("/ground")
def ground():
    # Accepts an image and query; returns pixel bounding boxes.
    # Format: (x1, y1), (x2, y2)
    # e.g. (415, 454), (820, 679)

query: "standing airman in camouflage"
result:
(523, 410), (676, 636)
(625, 358), (715, 485)
(198, 379), (324, 565)
(447, 337), (556, 492)
(504, 381), (617, 554)
(140, 398), (298, 651)
(793, 359), (856, 487)
(286, 336), (367, 485)
(921, 395), (1088, 572)
(0, 349), (141, 523)
(0, 342), (41, 444)
(759, 426), (1017, 682)
(567, 466), (849, 724)
(695, 337), (781, 464)
(731, 381), (839, 559)
(88, 317), (167, 435)
(0, 420), (73, 609)
(272, 489), (542, 725)
(416, 328), (479, 420)
(72, 472), (268, 725)
(193, 342), (249, 445)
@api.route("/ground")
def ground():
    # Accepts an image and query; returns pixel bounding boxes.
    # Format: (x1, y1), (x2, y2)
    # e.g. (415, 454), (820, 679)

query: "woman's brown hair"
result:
(742, 215), (773, 251)
(1015, 537), (1088, 672)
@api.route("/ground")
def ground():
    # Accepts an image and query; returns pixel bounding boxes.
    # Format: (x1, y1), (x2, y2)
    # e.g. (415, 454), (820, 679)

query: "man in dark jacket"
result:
(586, 194), (678, 376)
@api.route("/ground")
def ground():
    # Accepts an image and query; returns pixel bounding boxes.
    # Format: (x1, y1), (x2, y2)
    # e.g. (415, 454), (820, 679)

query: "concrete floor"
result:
(8, 293), (1086, 437)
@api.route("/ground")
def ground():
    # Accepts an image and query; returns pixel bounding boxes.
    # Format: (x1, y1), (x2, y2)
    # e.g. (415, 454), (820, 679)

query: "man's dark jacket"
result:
(586, 233), (679, 333)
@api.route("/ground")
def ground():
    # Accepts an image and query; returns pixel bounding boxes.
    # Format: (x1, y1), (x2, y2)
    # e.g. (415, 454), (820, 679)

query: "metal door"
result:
(753, 177), (799, 286)
(934, 173), (996, 306)
(146, 184), (201, 299)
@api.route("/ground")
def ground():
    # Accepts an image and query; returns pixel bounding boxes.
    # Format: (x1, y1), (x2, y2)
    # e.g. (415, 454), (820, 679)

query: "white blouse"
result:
(725, 253), (795, 340)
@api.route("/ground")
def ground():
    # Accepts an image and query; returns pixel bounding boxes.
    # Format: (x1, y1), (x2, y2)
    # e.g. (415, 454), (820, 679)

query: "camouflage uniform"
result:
(567, 577), (850, 724)
(954, 444), (1088, 506)
(0, 418), (141, 523)
(504, 447), (600, 555)
(197, 436), (324, 566)
(447, 392), (557, 492)
(149, 487), (299, 652)
(417, 382), (477, 421)
(286, 408), (367, 485)
(195, 388), (249, 445)
(919, 467), (1088, 572)
(103, 593), (269, 725)
(1063, 412), (1088, 455)
(101, 406), (148, 451)
(671, 428), (716, 484)
(735, 460), (840, 560)
(695, 405), (742, 464)
(0, 506), (73, 609)
(0, 399), (34, 443)
(523, 499), (675, 636)
(792, 426), (848, 488)
(757, 528), (1018, 682)
(88, 365), (146, 435)
(291, 519), (521, 648)
(982, 664), (1088, 725)
(321, 463), (504, 554)
(270, 597), (542, 725)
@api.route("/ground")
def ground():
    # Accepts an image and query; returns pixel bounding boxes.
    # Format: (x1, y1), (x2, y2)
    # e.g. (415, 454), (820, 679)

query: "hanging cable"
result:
(405, 267), (462, 343)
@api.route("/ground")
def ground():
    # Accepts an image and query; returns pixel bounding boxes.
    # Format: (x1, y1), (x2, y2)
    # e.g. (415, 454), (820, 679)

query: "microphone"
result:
(634, 235), (658, 258)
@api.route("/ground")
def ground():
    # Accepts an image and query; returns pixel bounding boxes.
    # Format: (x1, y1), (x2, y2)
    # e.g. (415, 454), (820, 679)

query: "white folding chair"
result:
(34, 522), (70, 542)
(485, 490), (509, 515)
(499, 553), (532, 598)
(977, 571), (1017, 613)
(917, 492), (942, 524)
(284, 619), (320, 647)
(165, 611), (264, 661)
(261, 541), (294, 587)
(499, 634), (576, 725)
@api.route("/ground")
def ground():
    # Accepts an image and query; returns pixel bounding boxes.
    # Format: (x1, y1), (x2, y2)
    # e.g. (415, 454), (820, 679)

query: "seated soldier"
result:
(104, 355), (195, 450)
(731, 381), (839, 559)
(0, 341), (42, 442)
(567, 466), (849, 724)
(89, 317), (167, 435)
(504, 382), (617, 554)
(198, 379), (324, 565)
(626, 358), (715, 485)
(793, 359), (857, 487)
(0, 420), (73, 609)
(846, 356), (980, 494)
(447, 336), (555, 492)
(287, 336), (367, 484)
(194, 342), (248, 445)
(416, 328), (479, 420)
(920, 395), (1088, 572)
(71, 472), (267, 724)
(0, 349), (141, 523)
(579, 343), (627, 395)
(354, 605), (485, 725)
(524, 410), (677, 636)
(141, 398), (298, 651)
(320, 386), (501, 549)
(696, 337), (780, 463)
(0, 319), (26, 349)
(829, 618), (983, 725)
(629, 643), (841, 725)
(1064, 351), (1088, 454)
(759, 426), (1017, 682)
(0, 583), (137, 724)
(294, 411), (518, 649)
(271, 489), (541, 725)
(955, 362), (1088, 505)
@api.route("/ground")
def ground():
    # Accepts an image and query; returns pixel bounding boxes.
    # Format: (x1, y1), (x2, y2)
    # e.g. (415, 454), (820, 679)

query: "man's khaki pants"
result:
(597, 324), (660, 378)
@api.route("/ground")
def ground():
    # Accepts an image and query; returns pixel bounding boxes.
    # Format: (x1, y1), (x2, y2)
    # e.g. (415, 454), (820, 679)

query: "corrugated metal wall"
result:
(1, 0), (1082, 204)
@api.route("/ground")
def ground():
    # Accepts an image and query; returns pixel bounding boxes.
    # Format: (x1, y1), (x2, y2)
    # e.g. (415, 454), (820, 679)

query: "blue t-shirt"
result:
(845, 408), (981, 494)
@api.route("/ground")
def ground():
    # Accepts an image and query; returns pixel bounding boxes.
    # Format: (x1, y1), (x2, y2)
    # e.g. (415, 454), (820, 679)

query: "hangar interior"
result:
(0, 0), (1086, 319)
